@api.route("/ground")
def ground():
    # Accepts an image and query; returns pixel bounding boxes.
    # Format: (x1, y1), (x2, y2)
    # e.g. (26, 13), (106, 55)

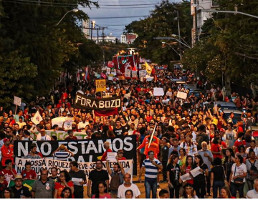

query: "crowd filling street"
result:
(0, 66), (258, 199)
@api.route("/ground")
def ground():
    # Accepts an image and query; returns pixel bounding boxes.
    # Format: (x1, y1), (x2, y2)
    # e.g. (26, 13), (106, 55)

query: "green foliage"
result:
(0, 0), (101, 106)
(182, 0), (258, 92)
(125, 0), (192, 65)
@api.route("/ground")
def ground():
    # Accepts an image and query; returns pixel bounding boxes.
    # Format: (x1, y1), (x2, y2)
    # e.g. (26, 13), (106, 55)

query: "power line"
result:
(91, 15), (148, 19)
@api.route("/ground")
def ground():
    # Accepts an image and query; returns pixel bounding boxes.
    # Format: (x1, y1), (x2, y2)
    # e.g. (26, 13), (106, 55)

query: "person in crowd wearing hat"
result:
(32, 168), (55, 198)
(24, 143), (42, 159)
(101, 141), (112, 161)
(2, 159), (16, 183)
(21, 161), (37, 180)
(1, 138), (14, 167)
(11, 174), (31, 198)
(0, 170), (8, 194)
(11, 174), (31, 199)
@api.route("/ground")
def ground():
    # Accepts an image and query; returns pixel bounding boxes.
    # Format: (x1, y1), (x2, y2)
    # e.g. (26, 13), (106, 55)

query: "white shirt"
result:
(246, 189), (258, 198)
(231, 163), (247, 183)
(36, 134), (51, 141)
(117, 183), (140, 198)
(78, 121), (89, 129)
(246, 147), (258, 157)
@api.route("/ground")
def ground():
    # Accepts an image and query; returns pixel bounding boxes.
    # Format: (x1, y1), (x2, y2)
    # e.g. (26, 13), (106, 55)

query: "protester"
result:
(246, 178), (258, 198)
(60, 187), (73, 198)
(181, 183), (198, 198)
(1, 139), (14, 166)
(2, 159), (16, 183)
(125, 189), (134, 199)
(92, 181), (111, 198)
(69, 161), (86, 198)
(117, 173), (140, 198)
(0, 170), (8, 194)
(32, 169), (55, 198)
(50, 167), (59, 182)
(158, 189), (169, 198)
(166, 154), (181, 198)
(54, 170), (74, 198)
(229, 154), (247, 198)
(106, 159), (125, 198)
(21, 161), (37, 180)
(1, 188), (14, 198)
(246, 150), (258, 190)
(220, 186), (232, 198)
(101, 141), (112, 161)
(139, 150), (162, 198)
(11, 174), (31, 198)
(87, 160), (109, 197)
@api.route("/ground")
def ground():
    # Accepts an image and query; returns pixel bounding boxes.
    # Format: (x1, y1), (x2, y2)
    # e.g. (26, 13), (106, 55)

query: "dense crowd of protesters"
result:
(0, 67), (258, 198)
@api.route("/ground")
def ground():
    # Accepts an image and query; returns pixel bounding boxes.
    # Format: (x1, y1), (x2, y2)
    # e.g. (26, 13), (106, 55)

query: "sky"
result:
(81, 0), (181, 39)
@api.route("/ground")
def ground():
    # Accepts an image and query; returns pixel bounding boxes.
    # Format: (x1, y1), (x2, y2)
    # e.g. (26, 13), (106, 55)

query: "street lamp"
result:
(56, 9), (79, 26)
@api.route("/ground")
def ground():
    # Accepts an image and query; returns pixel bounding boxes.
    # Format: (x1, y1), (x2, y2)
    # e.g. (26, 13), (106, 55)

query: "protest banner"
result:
(124, 66), (131, 78)
(15, 158), (133, 182)
(75, 93), (121, 110)
(14, 135), (137, 174)
(51, 117), (71, 128)
(177, 91), (188, 100)
(95, 79), (106, 92)
(153, 87), (164, 96)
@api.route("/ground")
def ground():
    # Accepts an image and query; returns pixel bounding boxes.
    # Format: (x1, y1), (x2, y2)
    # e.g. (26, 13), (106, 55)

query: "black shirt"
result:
(89, 169), (109, 195)
(12, 186), (31, 198)
(113, 127), (124, 136)
(69, 170), (86, 195)
(193, 163), (208, 183)
(167, 163), (180, 184)
(211, 165), (225, 182)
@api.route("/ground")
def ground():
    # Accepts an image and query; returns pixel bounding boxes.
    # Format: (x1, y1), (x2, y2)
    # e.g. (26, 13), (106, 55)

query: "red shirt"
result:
(186, 165), (194, 185)
(234, 139), (246, 152)
(55, 181), (74, 198)
(21, 169), (37, 180)
(101, 148), (112, 161)
(211, 143), (222, 159)
(2, 168), (17, 182)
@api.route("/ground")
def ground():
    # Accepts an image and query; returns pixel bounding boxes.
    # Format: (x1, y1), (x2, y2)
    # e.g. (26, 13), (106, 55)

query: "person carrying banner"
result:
(69, 161), (86, 198)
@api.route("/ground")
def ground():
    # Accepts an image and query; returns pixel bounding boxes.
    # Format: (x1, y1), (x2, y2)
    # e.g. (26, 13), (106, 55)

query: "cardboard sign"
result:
(14, 96), (22, 106)
(96, 79), (106, 92)
(139, 70), (147, 78)
(177, 91), (187, 99)
(153, 87), (164, 96)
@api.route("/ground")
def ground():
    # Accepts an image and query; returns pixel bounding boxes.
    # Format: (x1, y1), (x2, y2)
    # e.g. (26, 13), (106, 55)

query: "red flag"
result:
(94, 108), (118, 116)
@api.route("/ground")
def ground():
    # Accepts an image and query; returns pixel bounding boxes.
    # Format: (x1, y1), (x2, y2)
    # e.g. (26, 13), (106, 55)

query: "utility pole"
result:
(97, 28), (99, 44)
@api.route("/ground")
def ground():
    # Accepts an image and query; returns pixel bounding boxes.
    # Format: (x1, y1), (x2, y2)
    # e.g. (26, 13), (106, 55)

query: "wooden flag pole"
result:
(148, 123), (157, 148)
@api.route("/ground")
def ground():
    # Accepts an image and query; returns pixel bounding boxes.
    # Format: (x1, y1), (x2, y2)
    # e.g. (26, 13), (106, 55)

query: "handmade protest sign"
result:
(177, 91), (187, 100)
(95, 79), (106, 92)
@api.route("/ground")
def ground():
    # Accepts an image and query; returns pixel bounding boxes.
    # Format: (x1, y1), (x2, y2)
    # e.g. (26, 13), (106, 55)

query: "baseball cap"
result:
(3, 138), (10, 143)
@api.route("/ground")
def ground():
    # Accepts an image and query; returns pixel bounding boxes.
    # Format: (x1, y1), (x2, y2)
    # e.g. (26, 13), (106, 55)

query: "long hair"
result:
(193, 154), (204, 168)
(95, 181), (107, 198)
(59, 170), (71, 183)
(185, 155), (193, 169)
(182, 184), (194, 198)
(60, 187), (72, 198)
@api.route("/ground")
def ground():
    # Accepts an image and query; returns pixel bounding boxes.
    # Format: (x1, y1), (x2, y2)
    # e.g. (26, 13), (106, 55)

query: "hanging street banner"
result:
(95, 79), (106, 92)
(74, 93), (121, 110)
(15, 158), (133, 182)
(14, 136), (137, 174)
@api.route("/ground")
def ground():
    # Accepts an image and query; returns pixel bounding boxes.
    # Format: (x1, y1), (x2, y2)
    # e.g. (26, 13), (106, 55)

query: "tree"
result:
(0, 0), (100, 106)
(182, 0), (258, 95)
(125, 0), (192, 65)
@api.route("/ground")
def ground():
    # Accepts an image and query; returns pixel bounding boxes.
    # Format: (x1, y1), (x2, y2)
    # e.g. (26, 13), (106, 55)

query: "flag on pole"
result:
(31, 111), (43, 125)
(145, 62), (153, 75)
(148, 123), (157, 148)
(85, 67), (90, 82)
